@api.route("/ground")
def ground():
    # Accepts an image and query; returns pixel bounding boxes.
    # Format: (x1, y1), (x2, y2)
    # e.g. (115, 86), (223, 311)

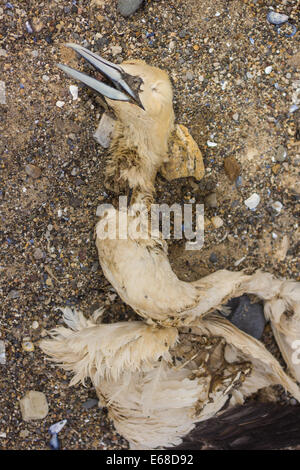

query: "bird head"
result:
(58, 44), (175, 154)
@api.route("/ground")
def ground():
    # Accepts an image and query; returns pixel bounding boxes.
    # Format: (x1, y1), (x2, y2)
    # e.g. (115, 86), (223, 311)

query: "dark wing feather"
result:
(172, 403), (300, 450)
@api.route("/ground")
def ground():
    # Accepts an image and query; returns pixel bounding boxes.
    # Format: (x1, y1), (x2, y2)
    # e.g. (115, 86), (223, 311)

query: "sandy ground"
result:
(0, 0), (299, 450)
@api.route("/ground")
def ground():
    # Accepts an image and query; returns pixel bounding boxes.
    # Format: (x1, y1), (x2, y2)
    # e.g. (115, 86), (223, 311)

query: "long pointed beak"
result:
(57, 43), (143, 108)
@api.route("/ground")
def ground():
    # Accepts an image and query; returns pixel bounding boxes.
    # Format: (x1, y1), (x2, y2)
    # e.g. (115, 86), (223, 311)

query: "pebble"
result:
(82, 398), (99, 409)
(0, 48), (7, 57)
(93, 113), (116, 148)
(33, 248), (44, 260)
(31, 321), (39, 329)
(117, 0), (143, 17)
(0, 341), (6, 365)
(69, 85), (78, 100)
(0, 81), (6, 105)
(265, 66), (273, 75)
(22, 340), (35, 352)
(56, 101), (65, 108)
(19, 391), (49, 421)
(275, 145), (287, 162)
(223, 295), (266, 340)
(211, 216), (224, 229)
(271, 201), (283, 213)
(25, 21), (33, 34)
(205, 192), (218, 208)
(110, 45), (122, 56)
(25, 164), (41, 179)
(289, 104), (299, 113)
(232, 113), (239, 121)
(224, 155), (241, 182)
(7, 289), (20, 299)
(42, 75), (49, 82)
(267, 11), (289, 26)
(244, 193), (260, 210)
(209, 253), (218, 263)
(185, 71), (194, 81)
(31, 50), (39, 58)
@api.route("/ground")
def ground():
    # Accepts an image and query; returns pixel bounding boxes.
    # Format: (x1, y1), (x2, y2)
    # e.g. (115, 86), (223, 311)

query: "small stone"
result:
(265, 66), (273, 75)
(42, 75), (49, 82)
(46, 278), (53, 287)
(211, 216), (224, 229)
(93, 113), (116, 148)
(22, 340), (35, 352)
(0, 81), (6, 105)
(33, 248), (44, 260)
(209, 253), (218, 263)
(56, 100), (65, 108)
(232, 113), (239, 121)
(117, 0), (143, 17)
(19, 391), (49, 421)
(224, 156), (241, 182)
(272, 164), (281, 175)
(205, 193), (218, 208)
(289, 104), (299, 113)
(71, 167), (78, 176)
(185, 71), (194, 81)
(82, 398), (99, 409)
(7, 289), (20, 299)
(275, 145), (287, 162)
(25, 164), (41, 179)
(0, 341), (6, 365)
(19, 430), (30, 438)
(32, 17), (44, 33)
(31, 321), (39, 330)
(244, 193), (260, 210)
(290, 398), (297, 406)
(0, 48), (7, 57)
(69, 85), (78, 100)
(267, 11), (289, 25)
(110, 45), (122, 56)
(271, 201), (283, 213)
(31, 50), (39, 58)
(223, 295), (265, 340)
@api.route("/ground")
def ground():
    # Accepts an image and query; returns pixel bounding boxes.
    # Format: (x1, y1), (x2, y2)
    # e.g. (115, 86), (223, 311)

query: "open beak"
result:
(57, 43), (144, 109)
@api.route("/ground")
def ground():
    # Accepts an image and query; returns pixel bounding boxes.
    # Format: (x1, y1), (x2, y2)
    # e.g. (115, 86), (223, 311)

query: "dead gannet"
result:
(40, 307), (300, 450)
(58, 44), (300, 382)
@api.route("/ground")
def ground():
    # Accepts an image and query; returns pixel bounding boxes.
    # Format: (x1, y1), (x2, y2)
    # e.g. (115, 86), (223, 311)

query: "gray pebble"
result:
(117, 0), (143, 17)
(275, 145), (287, 162)
(205, 192), (218, 208)
(209, 253), (218, 263)
(33, 248), (44, 260)
(223, 295), (266, 340)
(185, 71), (194, 81)
(82, 398), (99, 410)
(0, 48), (7, 57)
(267, 11), (289, 26)
(25, 164), (41, 179)
(7, 290), (20, 299)
(0, 341), (6, 365)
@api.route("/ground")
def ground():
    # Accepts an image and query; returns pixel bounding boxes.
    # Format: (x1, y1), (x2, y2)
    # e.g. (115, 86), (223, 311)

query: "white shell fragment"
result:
(267, 11), (289, 26)
(69, 85), (78, 101)
(49, 419), (67, 435)
(265, 66), (273, 75)
(56, 100), (65, 108)
(207, 141), (218, 147)
(0, 81), (6, 105)
(272, 201), (283, 213)
(93, 113), (116, 148)
(244, 193), (260, 210)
